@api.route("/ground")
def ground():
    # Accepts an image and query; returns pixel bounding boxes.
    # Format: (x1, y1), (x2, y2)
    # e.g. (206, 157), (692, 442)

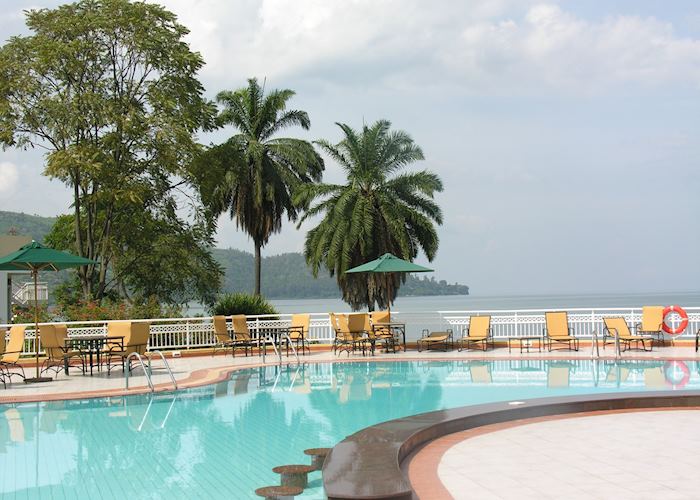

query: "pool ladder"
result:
(261, 330), (300, 365)
(125, 351), (178, 392)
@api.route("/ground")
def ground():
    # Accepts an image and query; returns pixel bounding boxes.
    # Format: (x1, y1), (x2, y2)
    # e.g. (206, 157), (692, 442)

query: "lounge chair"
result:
(40, 324), (86, 376)
(636, 306), (664, 346)
(603, 317), (653, 352)
(365, 313), (395, 353)
(330, 313), (351, 355)
(458, 316), (493, 351)
(370, 310), (398, 350)
(348, 313), (372, 355)
(468, 362), (492, 383)
(547, 363), (571, 388)
(212, 315), (236, 356)
(417, 329), (453, 352)
(286, 314), (311, 356)
(4, 408), (24, 443)
(231, 315), (255, 357)
(544, 311), (579, 351)
(103, 321), (151, 373)
(1, 326), (26, 382)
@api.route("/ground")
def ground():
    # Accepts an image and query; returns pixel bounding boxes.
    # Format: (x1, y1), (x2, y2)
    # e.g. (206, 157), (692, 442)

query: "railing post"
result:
(186, 320), (191, 350)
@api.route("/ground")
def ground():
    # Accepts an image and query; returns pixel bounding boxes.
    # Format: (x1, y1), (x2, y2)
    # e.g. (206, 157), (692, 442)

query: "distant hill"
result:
(0, 211), (55, 241)
(0, 211), (469, 299)
(214, 248), (469, 299)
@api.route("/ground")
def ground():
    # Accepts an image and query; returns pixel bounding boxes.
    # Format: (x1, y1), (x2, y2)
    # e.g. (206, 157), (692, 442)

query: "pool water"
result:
(1, 359), (697, 499)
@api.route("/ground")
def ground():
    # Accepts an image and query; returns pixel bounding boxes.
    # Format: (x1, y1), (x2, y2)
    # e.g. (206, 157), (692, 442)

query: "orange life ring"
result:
(662, 305), (688, 335)
(664, 361), (690, 389)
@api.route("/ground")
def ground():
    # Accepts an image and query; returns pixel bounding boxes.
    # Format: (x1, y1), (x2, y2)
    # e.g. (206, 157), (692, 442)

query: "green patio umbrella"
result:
(0, 241), (97, 383)
(345, 253), (433, 311)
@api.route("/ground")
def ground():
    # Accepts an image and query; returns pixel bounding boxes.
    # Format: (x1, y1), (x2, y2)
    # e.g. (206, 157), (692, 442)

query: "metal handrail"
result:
(590, 330), (600, 359)
(147, 350), (178, 390)
(125, 352), (154, 391)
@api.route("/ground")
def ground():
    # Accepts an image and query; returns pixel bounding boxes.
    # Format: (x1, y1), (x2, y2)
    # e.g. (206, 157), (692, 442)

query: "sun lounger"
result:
(469, 362), (492, 383)
(544, 311), (579, 351)
(212, 315), (237, 356)
(40, 324), (86, 376)
(603, 317), (653, 352)
(103, 321), (151, 373)
(231, 315), (255, 357)
(286, 314), (311, 356)
(417, 329), (453, 352)
(458, 316), (492, 351)
(547, 363), (571, 388)
(636, 306), (664, 346)
(1, 326), (26, 382)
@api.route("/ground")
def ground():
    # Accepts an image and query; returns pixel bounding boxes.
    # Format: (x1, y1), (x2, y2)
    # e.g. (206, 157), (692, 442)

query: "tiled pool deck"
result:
(1, 343), (699, 403)
(409, 409), (700, 500)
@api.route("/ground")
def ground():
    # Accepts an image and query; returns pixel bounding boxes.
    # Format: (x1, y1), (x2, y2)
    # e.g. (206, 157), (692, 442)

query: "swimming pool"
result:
(1, 359), (697, 499)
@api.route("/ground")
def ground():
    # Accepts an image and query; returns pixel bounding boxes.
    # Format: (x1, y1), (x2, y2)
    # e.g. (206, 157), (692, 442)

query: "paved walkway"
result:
(435, 410), (700, 499)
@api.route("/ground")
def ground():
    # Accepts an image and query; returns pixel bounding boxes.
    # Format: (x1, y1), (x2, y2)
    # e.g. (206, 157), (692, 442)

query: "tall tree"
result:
(194, 78), (324, 295)
(296, 120), (443, 310)
(0, 0), (217, 300)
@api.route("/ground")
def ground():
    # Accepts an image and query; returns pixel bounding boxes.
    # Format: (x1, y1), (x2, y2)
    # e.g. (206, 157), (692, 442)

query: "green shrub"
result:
(209, 293), (277, 317)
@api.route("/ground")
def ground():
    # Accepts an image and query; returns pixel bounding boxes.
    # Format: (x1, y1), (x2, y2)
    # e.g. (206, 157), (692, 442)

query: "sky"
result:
(0, 0), (699, 296)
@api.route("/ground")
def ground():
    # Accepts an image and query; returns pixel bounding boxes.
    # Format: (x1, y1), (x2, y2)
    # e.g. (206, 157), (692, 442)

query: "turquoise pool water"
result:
(1, 359), (698, 499)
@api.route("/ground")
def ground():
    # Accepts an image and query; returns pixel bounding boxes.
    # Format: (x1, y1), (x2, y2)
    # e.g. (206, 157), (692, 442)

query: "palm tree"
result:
(196, 78), (324, 295)
(295, 120), (443, 310)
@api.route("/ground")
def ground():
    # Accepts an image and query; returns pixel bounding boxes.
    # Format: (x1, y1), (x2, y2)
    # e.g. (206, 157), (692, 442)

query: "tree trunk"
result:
(254, 241), (262, 296)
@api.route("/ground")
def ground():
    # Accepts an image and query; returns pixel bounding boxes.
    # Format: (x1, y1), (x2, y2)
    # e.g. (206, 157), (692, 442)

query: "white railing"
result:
(4, 313), (339, 356)
(5, 306), (699, 356)
(438, 307), (700, 341)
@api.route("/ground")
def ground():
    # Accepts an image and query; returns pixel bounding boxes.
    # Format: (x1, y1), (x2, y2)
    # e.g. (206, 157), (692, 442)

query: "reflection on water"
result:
(1, 359), (699, 499)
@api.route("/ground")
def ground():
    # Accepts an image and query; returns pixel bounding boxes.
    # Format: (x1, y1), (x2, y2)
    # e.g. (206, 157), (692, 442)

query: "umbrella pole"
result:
(33, 269), (39, 379)
(25, 268), (51, 383)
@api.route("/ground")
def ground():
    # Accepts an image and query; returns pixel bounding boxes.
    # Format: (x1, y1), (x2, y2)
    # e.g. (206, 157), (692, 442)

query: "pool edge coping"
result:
(321, 390), (700, 499)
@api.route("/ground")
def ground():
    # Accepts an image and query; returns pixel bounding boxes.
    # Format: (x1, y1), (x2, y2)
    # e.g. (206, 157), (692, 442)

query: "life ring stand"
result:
(662, 305), (688, 335)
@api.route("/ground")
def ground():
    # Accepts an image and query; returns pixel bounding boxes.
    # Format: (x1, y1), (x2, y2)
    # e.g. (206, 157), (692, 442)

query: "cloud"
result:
(156, 1), (700, 96)
(0, 162), (19, 193)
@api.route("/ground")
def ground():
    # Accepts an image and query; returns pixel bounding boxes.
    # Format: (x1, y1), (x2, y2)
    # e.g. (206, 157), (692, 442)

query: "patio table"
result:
(68, 334), (124, 375)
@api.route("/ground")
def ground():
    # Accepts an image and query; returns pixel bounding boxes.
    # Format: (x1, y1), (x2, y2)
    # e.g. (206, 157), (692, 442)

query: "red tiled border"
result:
(406, 406), (700, 499)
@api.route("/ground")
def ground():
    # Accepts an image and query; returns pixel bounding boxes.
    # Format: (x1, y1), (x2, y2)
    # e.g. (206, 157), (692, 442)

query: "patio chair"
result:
(468, 362), (492, 383)
(330, 313), (350, 355)
(0, 326), (26, 382)
(544, 311), (579, 351)
(4, 408), (24, 443)
(602, 317), (653, 352)
(457, 316), (493, 351)
(417, 329), (453, 352)
(365, 313), (396, 353)
(212, 315), (236, 357)
(547, 362), (571, 388)
(103, 322), (151, 374)
(348, 313), (372, 355)
(636, 306), (665, 346)
(231, 315), (254, 357)
(286, 314), (311, 356)
(40, 324), (86, 376)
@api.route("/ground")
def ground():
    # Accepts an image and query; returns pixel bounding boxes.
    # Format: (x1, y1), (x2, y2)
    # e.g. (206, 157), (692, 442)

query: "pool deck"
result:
(409, 408), (700, 499)
(0, 343), (698, 403)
